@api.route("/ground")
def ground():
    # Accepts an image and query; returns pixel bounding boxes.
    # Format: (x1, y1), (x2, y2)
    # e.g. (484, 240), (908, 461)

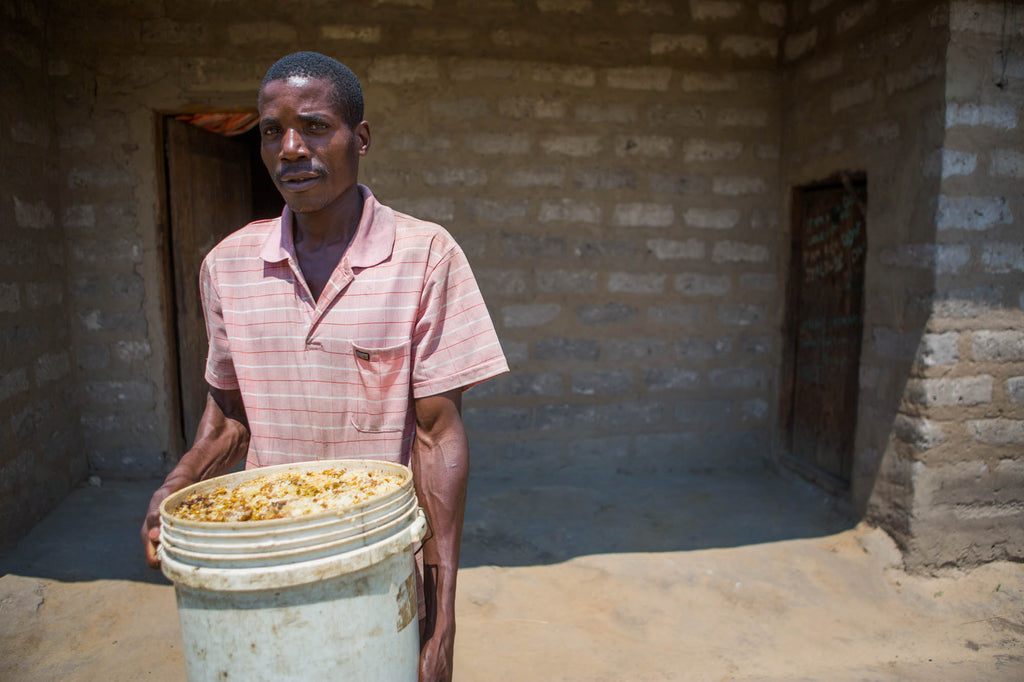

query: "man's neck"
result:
(291, 185), (364, 251)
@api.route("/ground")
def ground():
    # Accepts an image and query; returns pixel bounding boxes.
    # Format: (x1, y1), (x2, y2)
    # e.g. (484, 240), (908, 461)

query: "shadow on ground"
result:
(0, 478), (166, 584)
(0, 464), (854, 582)
(461, 463), (854, 567)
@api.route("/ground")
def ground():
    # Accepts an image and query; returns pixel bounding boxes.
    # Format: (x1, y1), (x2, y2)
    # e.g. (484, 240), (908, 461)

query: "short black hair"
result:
(259, 51), (364, 129)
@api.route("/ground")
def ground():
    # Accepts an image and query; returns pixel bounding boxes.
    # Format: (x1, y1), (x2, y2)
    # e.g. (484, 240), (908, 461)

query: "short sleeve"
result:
(410, 239), (509, 398)
(200, 254), (240, 390)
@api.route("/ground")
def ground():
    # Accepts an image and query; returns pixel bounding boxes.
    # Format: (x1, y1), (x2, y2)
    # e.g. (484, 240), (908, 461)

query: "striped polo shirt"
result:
(200, 185), (508, 469)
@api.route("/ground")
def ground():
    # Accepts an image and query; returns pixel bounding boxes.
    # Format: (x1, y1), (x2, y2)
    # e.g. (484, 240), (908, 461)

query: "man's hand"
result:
(412, 389), (468, 682)
(141, 387), (249, 569)
(419, 612), (455, 682)
(140, 472), (198, 569)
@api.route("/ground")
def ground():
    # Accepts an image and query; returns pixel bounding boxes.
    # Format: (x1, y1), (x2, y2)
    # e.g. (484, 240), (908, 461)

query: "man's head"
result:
(259, 51), (364, 129)
(257, 53), (371, 217)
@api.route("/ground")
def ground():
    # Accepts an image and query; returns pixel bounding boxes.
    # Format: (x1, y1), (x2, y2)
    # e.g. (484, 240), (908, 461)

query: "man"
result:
(141, 51), (508, 681)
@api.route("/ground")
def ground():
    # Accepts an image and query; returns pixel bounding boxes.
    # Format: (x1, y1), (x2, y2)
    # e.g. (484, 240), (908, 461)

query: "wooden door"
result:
(165, 119), (253, 446)
(782, 180), (867, 488)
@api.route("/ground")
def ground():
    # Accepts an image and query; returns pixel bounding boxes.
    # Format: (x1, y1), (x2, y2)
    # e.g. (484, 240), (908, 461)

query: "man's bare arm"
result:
(412, 388), (468, 682)
(140, 387), (250, 569)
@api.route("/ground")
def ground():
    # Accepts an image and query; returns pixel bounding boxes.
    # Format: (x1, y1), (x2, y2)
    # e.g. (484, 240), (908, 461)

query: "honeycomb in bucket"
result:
(171, 467), (404, 522)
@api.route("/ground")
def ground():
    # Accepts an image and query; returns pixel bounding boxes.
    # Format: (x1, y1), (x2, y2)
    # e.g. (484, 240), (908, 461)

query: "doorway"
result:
(162, 115), (283, 448)
(780, 176), (867, 492)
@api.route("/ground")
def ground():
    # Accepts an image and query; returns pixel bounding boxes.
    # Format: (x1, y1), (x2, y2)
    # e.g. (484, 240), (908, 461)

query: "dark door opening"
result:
(163, 116), (284, 448)
(780, 177), (867, 492)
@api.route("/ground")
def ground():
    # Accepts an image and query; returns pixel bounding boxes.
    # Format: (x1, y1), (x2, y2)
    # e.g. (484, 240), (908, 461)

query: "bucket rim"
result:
(161, 502), (418, 565)
(161, 495), (420, 557)
(160, 509), (428, 590)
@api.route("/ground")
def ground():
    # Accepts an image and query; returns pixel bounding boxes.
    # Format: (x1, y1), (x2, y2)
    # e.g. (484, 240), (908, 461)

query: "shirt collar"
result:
(259, 184), (395, 268)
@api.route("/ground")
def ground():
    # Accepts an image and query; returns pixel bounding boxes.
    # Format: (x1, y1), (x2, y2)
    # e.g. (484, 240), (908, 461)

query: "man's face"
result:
(258, 76), (369, 216)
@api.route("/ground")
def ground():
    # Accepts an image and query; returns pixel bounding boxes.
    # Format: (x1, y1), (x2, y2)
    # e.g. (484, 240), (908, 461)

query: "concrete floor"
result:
(1, 466), (1022, 681)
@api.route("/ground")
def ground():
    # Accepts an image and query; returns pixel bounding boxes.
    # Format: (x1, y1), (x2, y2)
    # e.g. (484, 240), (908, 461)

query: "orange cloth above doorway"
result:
(176, 113), (259, 137)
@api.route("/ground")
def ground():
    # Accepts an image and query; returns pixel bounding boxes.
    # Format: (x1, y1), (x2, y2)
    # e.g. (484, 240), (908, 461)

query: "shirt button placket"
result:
(305, 315), (321, 350)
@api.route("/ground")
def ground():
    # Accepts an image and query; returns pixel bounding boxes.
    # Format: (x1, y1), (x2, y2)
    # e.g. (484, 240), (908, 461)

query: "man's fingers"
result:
(141, 478), (192, 571)
(143, 532), (161, 569)
(142, 506), (163, 569)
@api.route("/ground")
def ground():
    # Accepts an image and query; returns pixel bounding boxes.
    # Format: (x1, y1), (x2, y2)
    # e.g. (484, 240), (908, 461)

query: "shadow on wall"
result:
(853, 129), (946, 548)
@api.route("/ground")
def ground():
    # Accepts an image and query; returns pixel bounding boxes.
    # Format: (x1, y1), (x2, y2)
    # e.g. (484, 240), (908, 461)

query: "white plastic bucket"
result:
(158, 459), (427, 682)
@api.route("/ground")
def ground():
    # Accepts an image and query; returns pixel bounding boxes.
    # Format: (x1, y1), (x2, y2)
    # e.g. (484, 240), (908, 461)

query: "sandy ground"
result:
(1, 470), (1022, 681)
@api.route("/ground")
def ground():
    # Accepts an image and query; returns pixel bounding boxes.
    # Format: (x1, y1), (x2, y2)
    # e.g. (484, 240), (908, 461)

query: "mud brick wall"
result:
(0, 0), (87, 549)
(358, 56), (785, 477)
(902, 2), (1024, 569)
(782, 0), (1024, 568)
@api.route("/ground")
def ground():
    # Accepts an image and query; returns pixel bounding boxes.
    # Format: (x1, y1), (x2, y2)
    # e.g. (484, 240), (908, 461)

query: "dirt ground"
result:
(1, 471), (1022, 681)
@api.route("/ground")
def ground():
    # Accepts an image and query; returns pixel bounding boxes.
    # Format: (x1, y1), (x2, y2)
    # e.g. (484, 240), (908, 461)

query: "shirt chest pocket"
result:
(350, 341), (412, 433)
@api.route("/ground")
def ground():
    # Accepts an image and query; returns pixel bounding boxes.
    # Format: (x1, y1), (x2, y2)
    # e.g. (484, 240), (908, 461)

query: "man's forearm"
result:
(142, 387), (249, 569)
(414, 423), (469, 619)
(412, 389), (468, 681)
(167, 387), (250, 485)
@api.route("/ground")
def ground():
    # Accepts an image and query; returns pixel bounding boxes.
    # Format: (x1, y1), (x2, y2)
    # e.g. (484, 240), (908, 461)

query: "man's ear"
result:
(356, 121), (371, 156)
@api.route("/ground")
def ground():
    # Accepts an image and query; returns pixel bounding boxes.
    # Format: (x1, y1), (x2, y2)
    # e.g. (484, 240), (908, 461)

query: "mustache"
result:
(275, 162), (328, 182)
